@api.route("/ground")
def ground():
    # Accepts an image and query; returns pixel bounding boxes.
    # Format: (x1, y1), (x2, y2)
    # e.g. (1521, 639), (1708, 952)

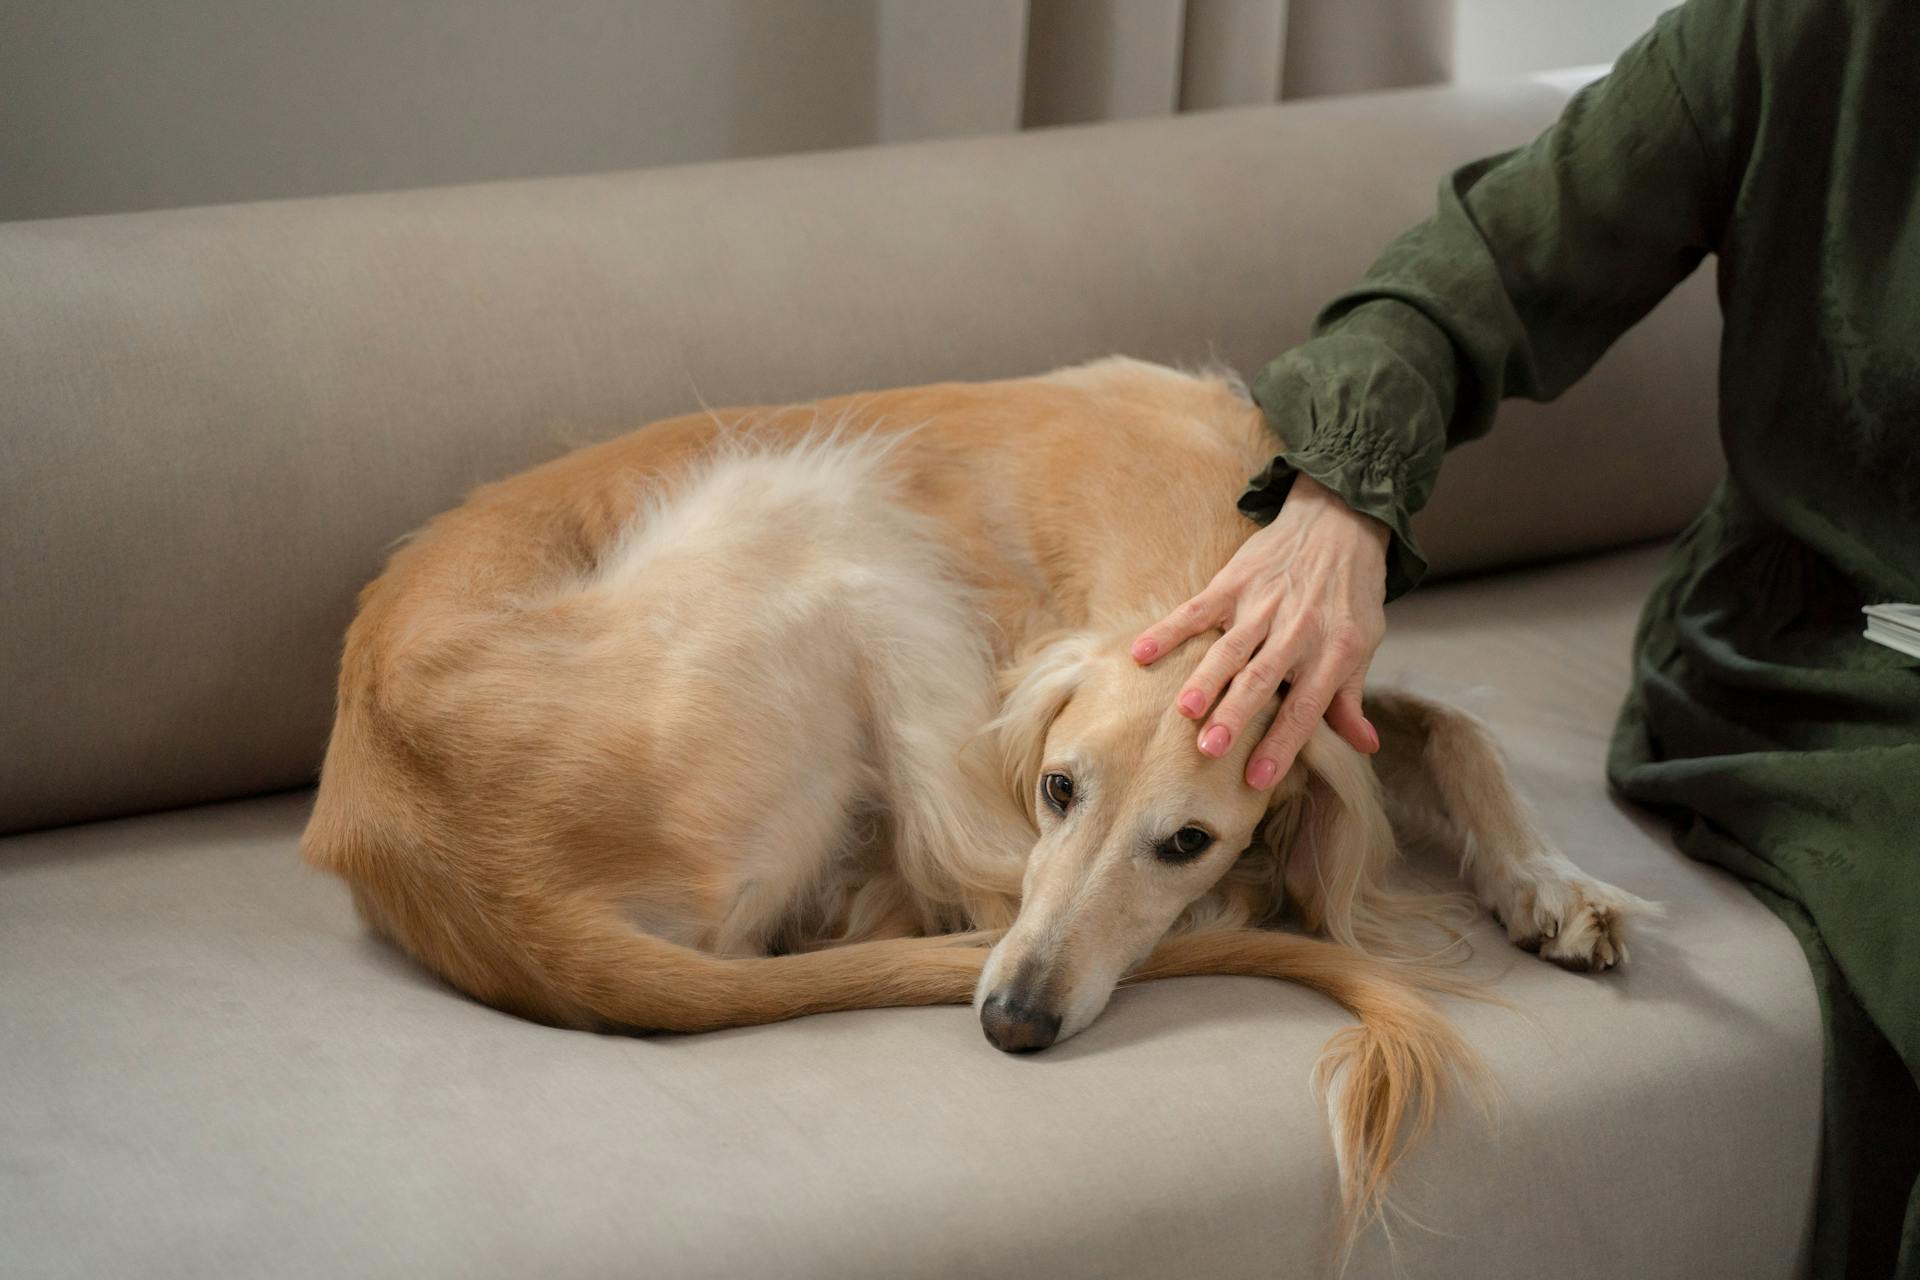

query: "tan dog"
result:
(303, 357), (1640, 1239)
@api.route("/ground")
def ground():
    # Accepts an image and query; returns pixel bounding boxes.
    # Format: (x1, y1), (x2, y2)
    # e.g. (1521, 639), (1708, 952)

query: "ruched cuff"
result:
(1238, 449), (1427, 603)
(1239, 320), (1452, 602)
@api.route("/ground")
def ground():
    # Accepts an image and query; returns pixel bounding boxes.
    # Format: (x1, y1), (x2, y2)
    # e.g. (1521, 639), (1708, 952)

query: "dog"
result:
(302, 357), (1642, 1241)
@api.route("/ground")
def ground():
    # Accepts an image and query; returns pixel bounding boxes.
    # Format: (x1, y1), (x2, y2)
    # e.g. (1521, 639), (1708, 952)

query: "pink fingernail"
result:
(1199, 725), (1230, 756)
(1178, 691), (1206, 718)
(1132, 638), (1158, 662)
(1249, 758), (1279, 789)
(1364, 720), (1380, 752)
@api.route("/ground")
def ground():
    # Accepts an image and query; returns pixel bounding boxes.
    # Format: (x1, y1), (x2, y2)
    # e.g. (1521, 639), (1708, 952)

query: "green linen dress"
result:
(1238, 1), (1919, 1273)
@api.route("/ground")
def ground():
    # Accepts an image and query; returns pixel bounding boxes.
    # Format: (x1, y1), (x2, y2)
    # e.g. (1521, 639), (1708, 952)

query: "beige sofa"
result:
(0, 82), (1822, 1278)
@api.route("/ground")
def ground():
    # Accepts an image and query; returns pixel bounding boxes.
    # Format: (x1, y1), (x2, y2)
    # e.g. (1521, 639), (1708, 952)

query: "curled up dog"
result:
(302, 357), (1645, 1249)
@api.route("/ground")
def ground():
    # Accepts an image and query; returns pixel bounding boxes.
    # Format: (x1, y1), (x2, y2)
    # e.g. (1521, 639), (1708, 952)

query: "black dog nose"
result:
(980, 992), (1062, 1053)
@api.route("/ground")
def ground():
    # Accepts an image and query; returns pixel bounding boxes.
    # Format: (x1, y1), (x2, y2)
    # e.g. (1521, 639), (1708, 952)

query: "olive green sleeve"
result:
(1242, 2), (1741, 599)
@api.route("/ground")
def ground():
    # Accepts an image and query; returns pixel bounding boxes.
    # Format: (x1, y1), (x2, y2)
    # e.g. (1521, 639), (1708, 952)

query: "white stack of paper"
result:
(1862, 603), (1920, 660)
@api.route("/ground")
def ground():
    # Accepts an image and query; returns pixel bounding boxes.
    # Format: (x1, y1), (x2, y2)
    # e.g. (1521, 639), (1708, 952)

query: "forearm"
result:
(1243, 300), (1456, 600)
(1244, 0), (1736, 599)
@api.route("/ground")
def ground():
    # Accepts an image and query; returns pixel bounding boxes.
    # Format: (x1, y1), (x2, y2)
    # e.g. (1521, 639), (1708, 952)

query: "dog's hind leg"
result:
(1364, 688), (1650, 971)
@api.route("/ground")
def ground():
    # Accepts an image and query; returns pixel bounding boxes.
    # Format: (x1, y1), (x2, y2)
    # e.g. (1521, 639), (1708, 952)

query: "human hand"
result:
(1130, 473), (1389, 789)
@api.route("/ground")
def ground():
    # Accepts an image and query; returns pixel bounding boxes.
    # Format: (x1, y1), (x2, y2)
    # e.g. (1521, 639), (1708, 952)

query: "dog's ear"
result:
(980, 631), (1097, 818)
(1260, 726), (1397, 950)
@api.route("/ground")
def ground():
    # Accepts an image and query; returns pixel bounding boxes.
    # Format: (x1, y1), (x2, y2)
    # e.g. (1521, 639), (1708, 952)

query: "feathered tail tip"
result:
(1313, 995), (1493, 1274)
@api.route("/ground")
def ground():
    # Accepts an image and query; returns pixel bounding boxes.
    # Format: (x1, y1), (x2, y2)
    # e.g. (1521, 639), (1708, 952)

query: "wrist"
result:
(1289, 472), (1392, 556)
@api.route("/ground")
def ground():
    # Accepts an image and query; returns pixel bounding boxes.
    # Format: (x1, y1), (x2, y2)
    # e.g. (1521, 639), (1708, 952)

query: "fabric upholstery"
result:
(0, 544), (1818, 1280)
(0, 82), (1721, 836)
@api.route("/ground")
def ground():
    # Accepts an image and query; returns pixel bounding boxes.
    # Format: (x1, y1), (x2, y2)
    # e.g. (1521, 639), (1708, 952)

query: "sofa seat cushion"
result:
(0, 544), (1819, 1279)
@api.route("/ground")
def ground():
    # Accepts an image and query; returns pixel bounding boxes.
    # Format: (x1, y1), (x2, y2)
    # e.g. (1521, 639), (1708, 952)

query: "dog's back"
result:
(305, 415), (1032, 1021)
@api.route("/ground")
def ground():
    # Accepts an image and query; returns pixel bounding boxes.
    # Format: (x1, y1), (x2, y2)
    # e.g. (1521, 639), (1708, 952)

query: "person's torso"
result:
(1711, 0), (1920, 606)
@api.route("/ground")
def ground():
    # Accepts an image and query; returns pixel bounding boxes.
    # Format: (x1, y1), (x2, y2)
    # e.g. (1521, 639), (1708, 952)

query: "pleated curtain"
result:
(872, 0), (1458, 144)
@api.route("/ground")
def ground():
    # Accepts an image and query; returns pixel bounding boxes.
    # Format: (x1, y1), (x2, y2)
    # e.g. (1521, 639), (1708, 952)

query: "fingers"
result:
(1130, 591), (1229, 666)
(1325, 679), (1379, 755)
(1174, 619), (1271, 722)
(1197, 635), (1294, 757)
(1242, 657), (1348, 789)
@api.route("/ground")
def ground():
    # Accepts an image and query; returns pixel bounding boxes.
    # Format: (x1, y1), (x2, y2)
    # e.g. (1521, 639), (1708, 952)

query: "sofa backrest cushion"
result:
(0, 83), (1721, 835)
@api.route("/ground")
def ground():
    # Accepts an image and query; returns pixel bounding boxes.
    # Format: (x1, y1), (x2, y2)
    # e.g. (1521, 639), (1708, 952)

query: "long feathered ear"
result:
(979, 631), (1097, 819)
(1264, 726), (1399, 953)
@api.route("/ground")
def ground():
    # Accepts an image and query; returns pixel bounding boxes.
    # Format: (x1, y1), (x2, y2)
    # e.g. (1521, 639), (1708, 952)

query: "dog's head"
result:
(973, 629), (1389, 1052)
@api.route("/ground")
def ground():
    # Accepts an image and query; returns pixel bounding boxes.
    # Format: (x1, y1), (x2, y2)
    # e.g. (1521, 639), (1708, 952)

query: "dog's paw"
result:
(1487, 864), (1645, 973)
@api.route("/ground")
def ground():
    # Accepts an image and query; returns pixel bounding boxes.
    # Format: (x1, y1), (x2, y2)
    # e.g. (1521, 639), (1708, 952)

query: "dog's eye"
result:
(1158, 826), (1214, 862)
(1041, 773), (1074, 812)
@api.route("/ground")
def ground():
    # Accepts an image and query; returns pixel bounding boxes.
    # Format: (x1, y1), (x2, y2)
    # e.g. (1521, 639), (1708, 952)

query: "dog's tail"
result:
(380, 892), (998, 1032)
(380, 892), (1473, 1254)
(1130, 929), (1485, 1254)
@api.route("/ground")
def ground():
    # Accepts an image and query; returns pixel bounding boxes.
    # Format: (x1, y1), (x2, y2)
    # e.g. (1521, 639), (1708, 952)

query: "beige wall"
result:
(1455, 0), (1672, 81)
